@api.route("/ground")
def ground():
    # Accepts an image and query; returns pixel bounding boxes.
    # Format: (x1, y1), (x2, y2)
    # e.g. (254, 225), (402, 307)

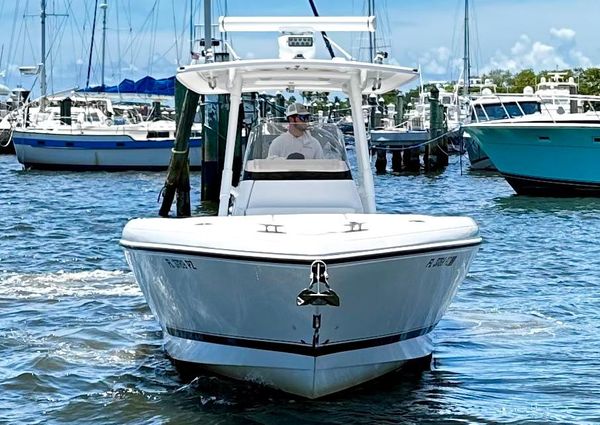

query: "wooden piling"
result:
(201, 94), (221, 202)
(375, 148), (387, 174)
(391, 150), (402, 172)
(158, 83), (199, 217)
(394, 94), (404, 126)
(427, 86), (447, 171)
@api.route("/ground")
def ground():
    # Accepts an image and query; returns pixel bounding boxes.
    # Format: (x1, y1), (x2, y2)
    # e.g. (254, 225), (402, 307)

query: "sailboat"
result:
(11, 1), (202, 171)
(120, 15), (481, 398)
(12, 83), (202, 171)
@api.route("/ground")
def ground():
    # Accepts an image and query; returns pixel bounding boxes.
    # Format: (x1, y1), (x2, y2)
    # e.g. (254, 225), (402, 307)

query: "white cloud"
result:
(550, 28), (576, 42)
(415, 46), (462, 76)
(510, 35), (531, 56)
(483, 28), (591, 73)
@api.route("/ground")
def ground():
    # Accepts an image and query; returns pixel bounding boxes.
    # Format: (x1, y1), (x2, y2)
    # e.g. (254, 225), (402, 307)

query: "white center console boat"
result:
(120, 16), (481, 398)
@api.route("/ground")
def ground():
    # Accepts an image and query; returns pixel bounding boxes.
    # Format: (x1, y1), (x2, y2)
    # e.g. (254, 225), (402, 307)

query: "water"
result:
(2, 152), (599, 424)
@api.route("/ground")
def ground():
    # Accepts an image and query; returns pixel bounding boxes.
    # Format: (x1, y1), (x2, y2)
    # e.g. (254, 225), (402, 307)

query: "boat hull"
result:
(464, 134), (496, 171)
(465, 123), (600, 195)
(503, 173), (600, 196)
(121, 215), (479, 398)
(166, 331), (433, 398)
(12, 130), (202, 171)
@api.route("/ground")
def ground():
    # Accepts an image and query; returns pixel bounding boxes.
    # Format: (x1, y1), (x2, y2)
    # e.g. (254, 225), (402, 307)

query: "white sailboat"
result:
(120, 16), (481, 398)
(11, 1), (202, 171)
(12, 91), (202, 171)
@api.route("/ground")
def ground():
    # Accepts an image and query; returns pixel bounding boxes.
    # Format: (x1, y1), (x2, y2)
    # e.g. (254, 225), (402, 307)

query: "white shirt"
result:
(267, 131), (324, 160)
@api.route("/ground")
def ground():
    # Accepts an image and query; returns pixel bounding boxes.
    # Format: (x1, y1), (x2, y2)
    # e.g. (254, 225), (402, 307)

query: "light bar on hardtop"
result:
(218, 16), (375, 33)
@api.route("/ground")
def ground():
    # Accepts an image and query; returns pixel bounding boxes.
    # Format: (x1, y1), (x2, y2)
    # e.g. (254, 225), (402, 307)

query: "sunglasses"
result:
(292, 114), (310, 122)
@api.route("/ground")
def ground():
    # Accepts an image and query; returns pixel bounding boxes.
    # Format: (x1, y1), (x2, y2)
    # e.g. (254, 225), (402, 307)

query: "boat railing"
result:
(393, 119), (413, 130)
(21, 115), (149, 135)
(469, 92), (600, 124)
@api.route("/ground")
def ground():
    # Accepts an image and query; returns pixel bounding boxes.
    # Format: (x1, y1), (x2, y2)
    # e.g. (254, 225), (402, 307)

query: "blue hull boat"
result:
(465, 117), (600, 196)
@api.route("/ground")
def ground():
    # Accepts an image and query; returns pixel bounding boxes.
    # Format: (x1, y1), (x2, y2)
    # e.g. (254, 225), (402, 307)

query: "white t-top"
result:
(267, 131), (324, 159)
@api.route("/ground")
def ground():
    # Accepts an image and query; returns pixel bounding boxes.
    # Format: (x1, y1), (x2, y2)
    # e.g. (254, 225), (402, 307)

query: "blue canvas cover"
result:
(79, 76), (174, 96)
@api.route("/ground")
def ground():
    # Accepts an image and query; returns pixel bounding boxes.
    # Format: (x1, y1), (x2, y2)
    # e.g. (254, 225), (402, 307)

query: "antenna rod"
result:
(204, 0), (212, 62)
(307, 0), (335, 59)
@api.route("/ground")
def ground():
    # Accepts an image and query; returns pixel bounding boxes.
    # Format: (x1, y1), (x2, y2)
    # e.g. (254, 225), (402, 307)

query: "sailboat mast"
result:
(189, 0), (194, 56)
(100, 2), (108, 87)
(463, 0), (470, 95)
(367, 0), (374, 62)
(40, 0), (47, 107)
(37, 0), (67, 106)
(85, 0), (99, 89)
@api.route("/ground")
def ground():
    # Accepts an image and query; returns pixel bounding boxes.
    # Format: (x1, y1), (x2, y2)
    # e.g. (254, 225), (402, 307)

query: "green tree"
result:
(512, 69), (536, 93)
(380, 90), (399, 106)
(482, 69), (513, 91)
(576, 68), (600, 95)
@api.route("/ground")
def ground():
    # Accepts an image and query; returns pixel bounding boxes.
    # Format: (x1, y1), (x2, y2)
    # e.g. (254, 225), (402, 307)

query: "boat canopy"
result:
(176, 59), (418, 95)
(177, 57), (418, 216)
(79, 76), (175, 96)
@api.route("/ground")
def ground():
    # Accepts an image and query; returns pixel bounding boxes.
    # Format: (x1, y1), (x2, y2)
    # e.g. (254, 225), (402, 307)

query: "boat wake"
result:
(0, 269), (141, 299)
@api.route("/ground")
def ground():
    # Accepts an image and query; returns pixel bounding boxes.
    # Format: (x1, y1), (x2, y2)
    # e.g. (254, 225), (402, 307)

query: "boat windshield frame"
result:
(241, 120), (352, 181)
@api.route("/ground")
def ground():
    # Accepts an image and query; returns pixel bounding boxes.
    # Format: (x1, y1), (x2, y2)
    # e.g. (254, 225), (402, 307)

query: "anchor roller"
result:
(296, 260), (340, 307)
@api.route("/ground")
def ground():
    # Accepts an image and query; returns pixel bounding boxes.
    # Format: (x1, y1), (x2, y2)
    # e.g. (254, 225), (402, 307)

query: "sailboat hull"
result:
(12, 130), (202, 171)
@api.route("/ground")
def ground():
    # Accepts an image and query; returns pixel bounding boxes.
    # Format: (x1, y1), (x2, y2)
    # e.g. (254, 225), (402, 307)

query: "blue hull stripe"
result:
(21, 162), (202, 172)
(12, 137), (202, 150)
(166, 324), (437, 357)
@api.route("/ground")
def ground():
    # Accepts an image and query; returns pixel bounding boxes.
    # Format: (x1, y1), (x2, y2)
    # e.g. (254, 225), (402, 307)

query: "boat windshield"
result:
(242, 121), (351, 180)
(472, 101), (541, 121)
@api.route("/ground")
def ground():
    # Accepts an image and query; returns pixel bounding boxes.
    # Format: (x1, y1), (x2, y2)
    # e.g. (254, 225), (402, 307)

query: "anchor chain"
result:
(312, 314), (321, 347)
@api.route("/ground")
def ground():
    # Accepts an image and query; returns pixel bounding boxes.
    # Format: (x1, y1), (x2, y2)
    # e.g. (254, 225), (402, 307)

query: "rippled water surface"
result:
(1, 152), (599, 424)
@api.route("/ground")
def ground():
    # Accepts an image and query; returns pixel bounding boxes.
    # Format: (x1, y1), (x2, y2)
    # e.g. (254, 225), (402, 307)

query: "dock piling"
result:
(427, 86), (448, 171)
(158, 82), (199, 217)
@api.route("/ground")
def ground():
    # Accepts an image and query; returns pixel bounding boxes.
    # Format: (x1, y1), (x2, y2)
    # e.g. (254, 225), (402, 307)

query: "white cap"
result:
(285, 102), (310, 117)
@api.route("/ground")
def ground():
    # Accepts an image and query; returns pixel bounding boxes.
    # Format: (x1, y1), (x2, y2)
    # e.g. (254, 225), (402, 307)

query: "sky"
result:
(1, 0), (600, 97)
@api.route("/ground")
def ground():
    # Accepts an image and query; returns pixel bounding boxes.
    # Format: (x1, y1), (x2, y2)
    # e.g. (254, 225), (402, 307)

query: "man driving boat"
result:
(267, 103), (324, 160)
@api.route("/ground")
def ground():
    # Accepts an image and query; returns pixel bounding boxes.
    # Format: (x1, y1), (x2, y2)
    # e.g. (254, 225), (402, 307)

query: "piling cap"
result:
(286, 103), (310, 117)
